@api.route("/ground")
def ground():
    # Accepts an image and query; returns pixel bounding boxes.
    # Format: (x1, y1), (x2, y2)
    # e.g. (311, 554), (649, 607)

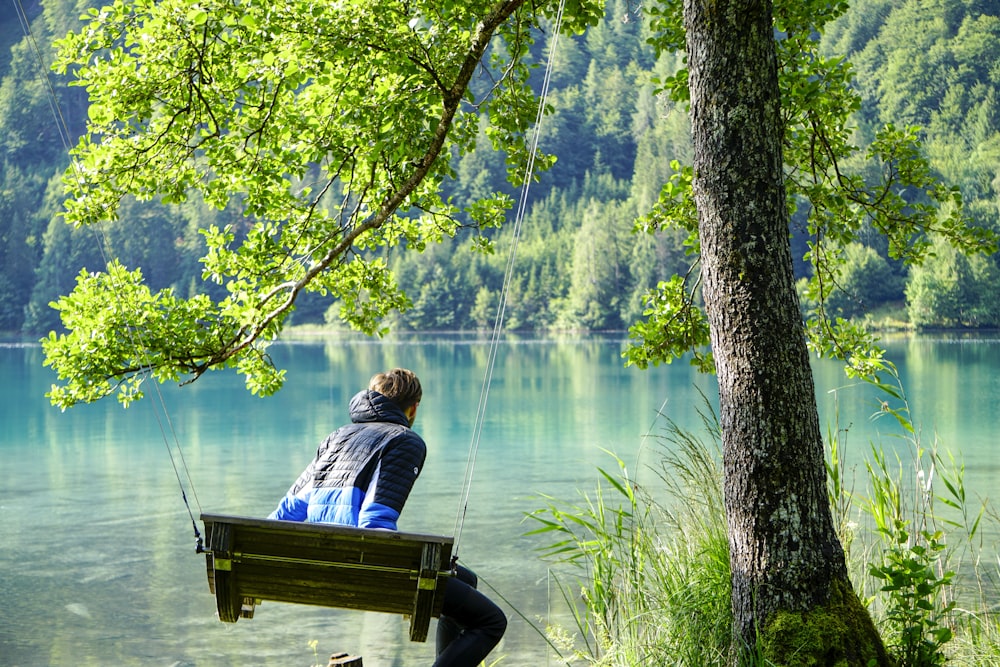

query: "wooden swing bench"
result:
(200, 514), (454, 642)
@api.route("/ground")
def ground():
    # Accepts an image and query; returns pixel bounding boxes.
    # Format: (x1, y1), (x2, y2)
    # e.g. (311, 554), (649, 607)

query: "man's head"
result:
(369, 368), (422, 416)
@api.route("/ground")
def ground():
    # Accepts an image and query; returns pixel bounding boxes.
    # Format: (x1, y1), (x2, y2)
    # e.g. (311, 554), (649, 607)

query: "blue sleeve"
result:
(268, 493), (310, 522)
(267, 459), (316, 521)
(358, 503), (400, 530)
(269, 457), (317, 522)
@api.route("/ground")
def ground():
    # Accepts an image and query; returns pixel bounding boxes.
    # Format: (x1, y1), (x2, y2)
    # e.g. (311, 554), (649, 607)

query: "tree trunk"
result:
(682, 0), (891, 663)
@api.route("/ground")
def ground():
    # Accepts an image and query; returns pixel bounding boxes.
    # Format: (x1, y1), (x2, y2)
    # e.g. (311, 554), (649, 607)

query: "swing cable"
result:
(18, 0), (567, 557)
(452, 0), (568, 556)
(12, 0), (205, 551)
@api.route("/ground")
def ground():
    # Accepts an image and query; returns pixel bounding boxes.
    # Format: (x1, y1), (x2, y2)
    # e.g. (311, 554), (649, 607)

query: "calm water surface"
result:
(1, 333), (997, 666)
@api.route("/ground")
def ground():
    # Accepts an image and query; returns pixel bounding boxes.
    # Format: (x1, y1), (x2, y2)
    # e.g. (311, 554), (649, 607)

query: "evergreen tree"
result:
(825, 241), (904, 320)
(907, 235), (1000, 328)
(0, 165), (48, 330)
(24, 175), (106, 333)
(563, 197), (631, 330)
(582, 61), (637, 180)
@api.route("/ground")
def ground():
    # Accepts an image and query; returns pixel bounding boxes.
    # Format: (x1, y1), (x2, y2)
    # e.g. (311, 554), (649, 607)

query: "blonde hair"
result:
(369, 368), (422, 410)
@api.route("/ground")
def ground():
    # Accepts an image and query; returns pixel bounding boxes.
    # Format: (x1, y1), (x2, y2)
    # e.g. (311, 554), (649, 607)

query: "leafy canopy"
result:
(44, 0), (603, 408)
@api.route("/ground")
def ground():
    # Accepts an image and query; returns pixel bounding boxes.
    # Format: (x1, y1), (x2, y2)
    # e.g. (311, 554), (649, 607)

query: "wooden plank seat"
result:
(201, 514), (454, 642)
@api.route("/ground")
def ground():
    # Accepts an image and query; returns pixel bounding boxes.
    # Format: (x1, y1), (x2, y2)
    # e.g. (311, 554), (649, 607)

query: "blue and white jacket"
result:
(268, 389), (426, 530)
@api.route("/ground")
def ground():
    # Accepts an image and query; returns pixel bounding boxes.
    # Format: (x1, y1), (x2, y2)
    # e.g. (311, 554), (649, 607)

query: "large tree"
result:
(627, 0), (994, 662)
(683, 0), (887, 661)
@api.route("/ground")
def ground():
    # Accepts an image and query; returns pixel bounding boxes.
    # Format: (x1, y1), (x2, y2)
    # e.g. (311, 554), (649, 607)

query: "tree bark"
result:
(682, 0), (890, 663)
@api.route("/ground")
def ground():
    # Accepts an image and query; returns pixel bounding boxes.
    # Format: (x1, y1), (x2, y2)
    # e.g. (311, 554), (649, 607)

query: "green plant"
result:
(867, 517), (955, 665)
(527, 451), (651, 664)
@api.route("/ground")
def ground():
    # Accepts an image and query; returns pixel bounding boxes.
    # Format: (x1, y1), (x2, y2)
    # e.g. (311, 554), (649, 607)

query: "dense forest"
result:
(2, 0), (999, 336)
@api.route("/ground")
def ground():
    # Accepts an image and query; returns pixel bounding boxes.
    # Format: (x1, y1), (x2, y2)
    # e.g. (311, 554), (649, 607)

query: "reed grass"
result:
(528, 403), (734, 665)
(528, 369), (1000, 666)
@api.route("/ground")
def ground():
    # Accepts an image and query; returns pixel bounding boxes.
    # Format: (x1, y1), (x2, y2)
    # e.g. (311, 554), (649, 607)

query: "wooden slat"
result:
(201, 514), (453, 642)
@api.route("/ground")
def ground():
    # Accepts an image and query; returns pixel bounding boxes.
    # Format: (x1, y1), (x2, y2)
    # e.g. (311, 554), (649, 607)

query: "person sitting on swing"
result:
(269, 368), (507, 667)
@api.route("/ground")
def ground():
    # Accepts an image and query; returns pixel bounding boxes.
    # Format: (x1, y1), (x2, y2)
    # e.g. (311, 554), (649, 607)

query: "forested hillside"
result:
(2, 0), (998, 335)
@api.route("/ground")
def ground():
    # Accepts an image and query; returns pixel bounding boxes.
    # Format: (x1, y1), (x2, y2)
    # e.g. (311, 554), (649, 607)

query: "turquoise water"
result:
(1, 333), (997, 666)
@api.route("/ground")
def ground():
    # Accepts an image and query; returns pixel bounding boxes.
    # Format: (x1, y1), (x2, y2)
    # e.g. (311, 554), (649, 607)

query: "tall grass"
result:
(527, 404), (733, 665)
(528, 368), (1000, 665)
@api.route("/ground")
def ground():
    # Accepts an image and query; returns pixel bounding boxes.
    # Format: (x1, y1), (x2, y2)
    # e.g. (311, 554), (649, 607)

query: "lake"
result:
(1, 333), (997, 666)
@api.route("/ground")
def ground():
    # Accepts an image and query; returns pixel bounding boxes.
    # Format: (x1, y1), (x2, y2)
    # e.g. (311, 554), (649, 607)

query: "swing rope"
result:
(18, 0), (567, 558)
(21, 2), (576, 660)
(452, 0), (568, 555)
(12, 0), (205, 551)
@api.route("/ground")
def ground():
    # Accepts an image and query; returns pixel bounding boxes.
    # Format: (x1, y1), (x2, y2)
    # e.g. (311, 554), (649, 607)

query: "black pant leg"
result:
(433, 566), (506, 667)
